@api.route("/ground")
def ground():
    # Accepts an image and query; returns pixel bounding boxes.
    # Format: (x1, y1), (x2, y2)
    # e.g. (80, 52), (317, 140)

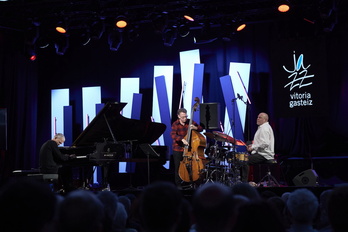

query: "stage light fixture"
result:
(236, 23), (246, 31)
(128, 26), (140, 42)
(55, 21), (68, 34)
(193, 24), (218, 44)
(26, 44), (37, 61)
(108, 29), (123, 51)
(183, 5), (195, 21)
(90, 19), (105, 40)
(54, 36), (69, 55)
(115, 15), (128, 29)
(152, 12), (169, 33)
(162, 26), (177, 46)
(25, 24), (39, 45)
(184, 14), (194, 22)
(277, 1), (290, 13)
(178, 24), (190, 37)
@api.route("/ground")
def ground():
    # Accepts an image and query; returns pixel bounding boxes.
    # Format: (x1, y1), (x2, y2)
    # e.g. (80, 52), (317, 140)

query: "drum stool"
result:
(257, 160), (280, 187)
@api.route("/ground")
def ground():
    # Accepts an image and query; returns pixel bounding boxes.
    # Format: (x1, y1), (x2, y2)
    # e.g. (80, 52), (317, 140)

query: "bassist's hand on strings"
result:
(181, 138), (189, 146)
(190, 124), (198, 130)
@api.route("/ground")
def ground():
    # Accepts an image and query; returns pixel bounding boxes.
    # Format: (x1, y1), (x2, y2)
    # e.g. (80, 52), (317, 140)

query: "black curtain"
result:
(0, 30), (38, 181)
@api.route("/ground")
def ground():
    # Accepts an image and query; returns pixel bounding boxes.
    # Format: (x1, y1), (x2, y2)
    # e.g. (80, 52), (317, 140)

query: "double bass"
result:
(179, 97), (206, 183)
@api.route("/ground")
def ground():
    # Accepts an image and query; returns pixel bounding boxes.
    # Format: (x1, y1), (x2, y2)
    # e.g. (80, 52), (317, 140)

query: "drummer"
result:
(241, 112), (275, 182)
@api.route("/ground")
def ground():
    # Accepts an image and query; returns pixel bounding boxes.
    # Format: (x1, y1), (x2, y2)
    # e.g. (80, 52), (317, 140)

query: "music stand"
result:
(139, 143), (160, 185)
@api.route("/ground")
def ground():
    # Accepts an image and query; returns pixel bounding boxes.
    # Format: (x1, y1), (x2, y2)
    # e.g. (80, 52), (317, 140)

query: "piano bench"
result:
(27, 173), (59, 182)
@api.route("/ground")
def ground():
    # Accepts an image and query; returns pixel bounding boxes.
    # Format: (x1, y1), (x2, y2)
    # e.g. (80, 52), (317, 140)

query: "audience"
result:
(139, 181), (183, 232)
(231, 182), (261, 200)
(191, 182), (237, 232)
(327, 184), (348, 232)
(316, 189), (333, 232)
(2, 177), (346, 232)
(57, 189), (105, 232)
(0, 177), (57, 232)
(286, 188), (319, 232)
(97, 191), (119, 232)
(233, 200), (287, 232)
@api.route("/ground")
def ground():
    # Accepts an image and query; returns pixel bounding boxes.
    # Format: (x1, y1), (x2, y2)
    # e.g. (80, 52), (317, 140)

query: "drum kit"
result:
(201, 131), (248, 186)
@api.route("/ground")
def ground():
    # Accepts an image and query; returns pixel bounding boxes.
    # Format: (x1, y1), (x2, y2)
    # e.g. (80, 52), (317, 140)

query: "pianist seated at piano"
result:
(39, 133), (76, 190)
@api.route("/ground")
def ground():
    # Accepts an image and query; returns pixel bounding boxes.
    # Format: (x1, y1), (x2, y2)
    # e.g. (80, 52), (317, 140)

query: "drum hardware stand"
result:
(257, 169), (280, 187)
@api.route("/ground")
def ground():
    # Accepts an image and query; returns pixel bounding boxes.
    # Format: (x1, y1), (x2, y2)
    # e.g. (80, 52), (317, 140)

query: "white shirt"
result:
(251, 121), (275, 160)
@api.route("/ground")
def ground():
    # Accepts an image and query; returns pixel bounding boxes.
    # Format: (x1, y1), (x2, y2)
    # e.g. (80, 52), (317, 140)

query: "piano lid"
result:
(72, 102), (166, 147)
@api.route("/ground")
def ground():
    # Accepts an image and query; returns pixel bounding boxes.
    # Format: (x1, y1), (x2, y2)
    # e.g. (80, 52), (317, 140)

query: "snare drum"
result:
(227, 152), (249, 163)
(235, 152), (249, 162)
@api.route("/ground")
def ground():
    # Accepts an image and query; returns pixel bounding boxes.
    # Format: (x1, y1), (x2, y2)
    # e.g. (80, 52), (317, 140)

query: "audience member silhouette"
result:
(327, 184), (348, 232)
(317, 189), (333, 232)
(233, 200), (287, 232)
(139, 181), (183, 232)
(286, 188), (319, 232)
(267, 196), (290, 229)
(191, 182), (236, 232)
(230, 182), (261, 200)
(176, 198), (193, 232)
(57, 189), (105, 232)
(97, 191), (119, 232)
(0, 177), (57, 232)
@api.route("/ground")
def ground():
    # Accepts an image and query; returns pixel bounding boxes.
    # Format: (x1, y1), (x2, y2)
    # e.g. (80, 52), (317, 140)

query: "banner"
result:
(271, 37), (328, 117)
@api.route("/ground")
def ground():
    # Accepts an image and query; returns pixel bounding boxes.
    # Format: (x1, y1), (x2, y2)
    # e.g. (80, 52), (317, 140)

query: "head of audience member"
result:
(233, 200), (286, 232)
(57, 190), (104, 232)
(281, 192), (291, 203)
(175, 198), (193, 232)
(231, 182), (261, 200)
(192, 182), (236, 232)
(267, 196), (290, 229)
(286, 188), (319, 226)
(328, 184), (348, 232)
(113, 202), (129, 232)
(0, 177), (57, 232)
(315, 189), (333, 230)
(119, 195), (131, 216)
(260, 190), (278, 200)
(97, 191), (119, 232)
(139, 181), (183, 232)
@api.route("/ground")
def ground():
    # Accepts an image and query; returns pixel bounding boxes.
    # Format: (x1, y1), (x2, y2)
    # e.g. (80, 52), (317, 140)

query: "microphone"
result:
(237, 93), (243, 100)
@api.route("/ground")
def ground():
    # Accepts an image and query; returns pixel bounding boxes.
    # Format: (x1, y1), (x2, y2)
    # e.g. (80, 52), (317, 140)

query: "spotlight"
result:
(26, 45), (37, 61)
(277, 1), (290, 13)
(55, 21), (68, 34)
(183, 6), (195, 21)
(115, 15), (128, 29)
(184, 14), (194, 22)
(236, 23), (246, 32)
(108, 30), (123, 51)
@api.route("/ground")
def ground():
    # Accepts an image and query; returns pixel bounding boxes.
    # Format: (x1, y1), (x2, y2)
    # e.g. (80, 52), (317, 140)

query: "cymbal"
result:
(212, 131), (246, 146)
(203, 132), (216, 140)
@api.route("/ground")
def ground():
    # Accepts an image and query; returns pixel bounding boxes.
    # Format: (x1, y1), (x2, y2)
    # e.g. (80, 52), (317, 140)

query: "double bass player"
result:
(171, 108), (203, 189)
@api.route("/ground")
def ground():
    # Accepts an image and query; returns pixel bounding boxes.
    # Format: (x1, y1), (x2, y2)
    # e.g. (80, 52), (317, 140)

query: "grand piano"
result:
(60, 102), (167, 189)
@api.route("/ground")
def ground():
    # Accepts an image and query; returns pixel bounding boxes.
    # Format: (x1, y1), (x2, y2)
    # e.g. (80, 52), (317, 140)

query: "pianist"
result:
(39, 133), (75, 190)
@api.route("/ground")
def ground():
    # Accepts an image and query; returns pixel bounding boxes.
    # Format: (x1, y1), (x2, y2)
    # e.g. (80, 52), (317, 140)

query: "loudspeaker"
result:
(292, 169), (318, 186)
(199, 103), (220, 129)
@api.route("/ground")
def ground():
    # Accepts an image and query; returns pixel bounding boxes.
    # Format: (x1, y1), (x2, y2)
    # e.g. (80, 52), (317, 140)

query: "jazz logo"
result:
(283, 51), (314, 91)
